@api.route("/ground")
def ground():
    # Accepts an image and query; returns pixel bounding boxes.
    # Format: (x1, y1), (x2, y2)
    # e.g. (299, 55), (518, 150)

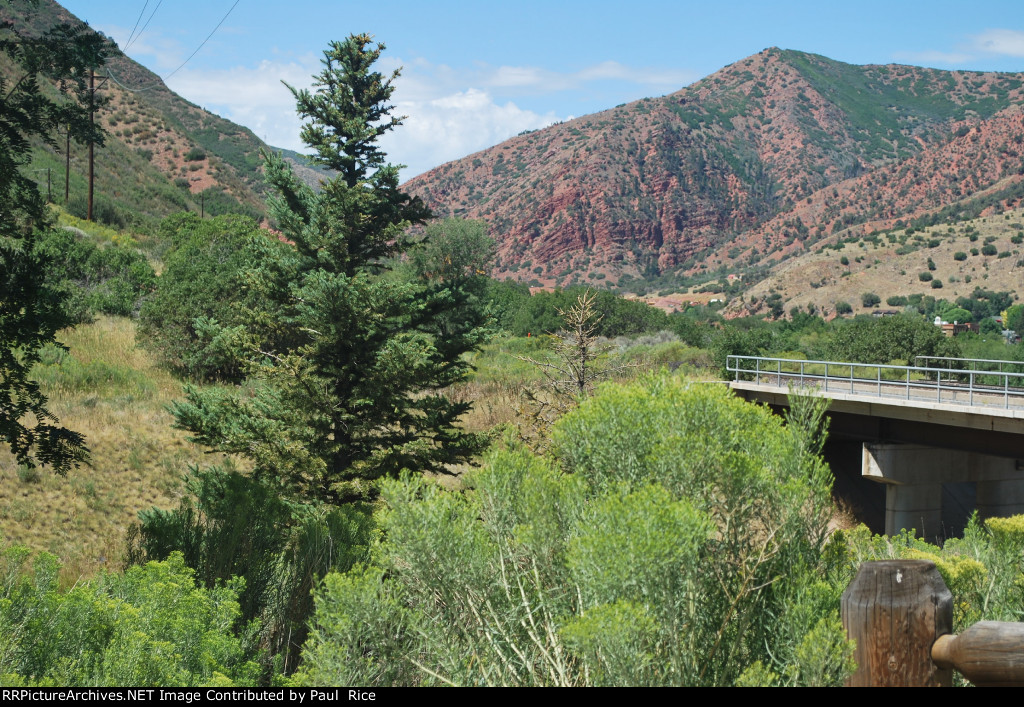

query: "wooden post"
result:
(841, 560), (952, 686)
(933, 621), (1024, 686)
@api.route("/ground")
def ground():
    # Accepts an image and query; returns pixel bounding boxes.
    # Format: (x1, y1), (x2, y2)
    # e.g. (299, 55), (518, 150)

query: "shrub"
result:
(861, 293), (881, 308)
(296, 377), (846, 686)
(837, 514), (1024, 641)
(887, 296), (908, 307)
(129, 464), (372, 674)
(184, 147), (207, 162)
(138, 213), (285, 381)
(835, 301), (853, 314)
(931, 279), (943, 288)
(982, 244), (998, 256)
(33, 228), (155, 321)
(919, 271), (933, 282)
(954, 251), (968, 261)
(0, 545), (261, 685)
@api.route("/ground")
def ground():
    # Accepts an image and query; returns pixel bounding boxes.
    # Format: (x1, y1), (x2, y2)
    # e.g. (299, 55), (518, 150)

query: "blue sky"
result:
(62, 1), (1024, 180)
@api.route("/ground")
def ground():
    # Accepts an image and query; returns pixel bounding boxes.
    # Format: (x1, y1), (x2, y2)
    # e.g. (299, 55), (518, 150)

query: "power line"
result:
(102, 66), (164, 93)
(103, 0), (241, 91)
(164, 0), (240, 81)
(121, 0), (149, 51)
(124, 0), (163, 53)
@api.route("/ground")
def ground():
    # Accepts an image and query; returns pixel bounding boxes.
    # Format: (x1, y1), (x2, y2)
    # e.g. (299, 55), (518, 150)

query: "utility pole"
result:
(64, 124), (70, 203)
(46, 168), (51, 203)
(87, 69), (94, 221)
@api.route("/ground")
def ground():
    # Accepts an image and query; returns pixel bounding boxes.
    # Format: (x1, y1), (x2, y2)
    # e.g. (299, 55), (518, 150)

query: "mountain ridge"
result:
(405, 48), (1024, 296)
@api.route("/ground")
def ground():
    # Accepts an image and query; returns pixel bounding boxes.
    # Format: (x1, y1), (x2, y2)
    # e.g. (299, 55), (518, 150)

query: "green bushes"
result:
(1005, 304), (1024, 333)
(33, 228), (155, 321)
(295, 377), (848, 686)
(824, 312), (959, 364)
(836, 515), (1024, 637)
(138, 213), (284, 381)
(128, 464), (373, 674)
(195, 187), (263, 221)
(0, 546), (259, 686)
(490, 284), (671, 338)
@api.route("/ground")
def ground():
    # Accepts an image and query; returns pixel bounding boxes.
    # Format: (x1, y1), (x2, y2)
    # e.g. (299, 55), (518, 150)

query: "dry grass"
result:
(0, 316), (221, 585)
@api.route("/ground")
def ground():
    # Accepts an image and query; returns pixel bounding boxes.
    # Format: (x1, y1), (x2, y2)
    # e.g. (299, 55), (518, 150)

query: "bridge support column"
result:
(977, 479), (1024, 519)
(863, 444), (944, 540)
(883, 483), (943, 540)
(864, 443), (1024, 540)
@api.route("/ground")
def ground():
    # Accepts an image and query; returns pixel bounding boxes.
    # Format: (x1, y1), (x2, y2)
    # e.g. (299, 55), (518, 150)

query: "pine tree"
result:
(172, 35), (487, 504)
(0, 0), (110, 474)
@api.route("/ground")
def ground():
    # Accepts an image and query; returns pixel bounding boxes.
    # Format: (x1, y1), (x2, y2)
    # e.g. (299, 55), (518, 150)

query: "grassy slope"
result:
(0, 317), (221, 584)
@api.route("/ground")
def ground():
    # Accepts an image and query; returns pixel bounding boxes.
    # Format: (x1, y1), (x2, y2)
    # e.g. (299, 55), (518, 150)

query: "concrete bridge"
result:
(727, 355), (1024, 541)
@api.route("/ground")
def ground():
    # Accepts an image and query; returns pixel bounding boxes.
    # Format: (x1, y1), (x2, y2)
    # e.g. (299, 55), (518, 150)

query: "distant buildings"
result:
(932, 315), (978, 337)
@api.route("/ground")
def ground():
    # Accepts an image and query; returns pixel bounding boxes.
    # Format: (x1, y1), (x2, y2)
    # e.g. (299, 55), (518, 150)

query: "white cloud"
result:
(972, 29), (1024, 58)
(384, 89), (560, 179)
(166, 57), (321, 152)
(574, 60), (696, 88)
(166, 59), (562, 180)
(890, 49), (975, 66)
(489, 65), (551, 88)
(895, 28), (1024, 68)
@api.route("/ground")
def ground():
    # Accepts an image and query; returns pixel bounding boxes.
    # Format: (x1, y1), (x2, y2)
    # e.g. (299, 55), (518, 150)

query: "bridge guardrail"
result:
(726, 354), (1024, 410)
(915, 355), (1024, 375)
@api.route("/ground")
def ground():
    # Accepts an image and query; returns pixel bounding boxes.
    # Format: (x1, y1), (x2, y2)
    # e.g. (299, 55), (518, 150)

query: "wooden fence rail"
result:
(842, 560), (1024, 686)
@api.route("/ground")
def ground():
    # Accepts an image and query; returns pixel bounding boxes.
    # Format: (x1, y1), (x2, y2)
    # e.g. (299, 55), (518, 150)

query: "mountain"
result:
(0, 0), (293, 227)
(405, 48), (1024, 295)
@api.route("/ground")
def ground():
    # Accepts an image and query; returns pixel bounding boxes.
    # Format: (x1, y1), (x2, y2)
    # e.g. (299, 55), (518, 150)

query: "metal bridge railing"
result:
(726, 354), (1024, 411)
(914, 355), (1024, 374)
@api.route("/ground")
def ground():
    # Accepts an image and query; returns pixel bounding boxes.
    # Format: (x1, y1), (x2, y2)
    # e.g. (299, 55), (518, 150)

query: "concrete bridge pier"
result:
(977, 479), (1024, 520)
(864, 443), (1024, 541)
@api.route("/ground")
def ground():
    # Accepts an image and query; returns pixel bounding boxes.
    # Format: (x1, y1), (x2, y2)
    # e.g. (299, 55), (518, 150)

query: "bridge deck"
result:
(727, 356), (1024, 437)
(727, 355), (1024, 412)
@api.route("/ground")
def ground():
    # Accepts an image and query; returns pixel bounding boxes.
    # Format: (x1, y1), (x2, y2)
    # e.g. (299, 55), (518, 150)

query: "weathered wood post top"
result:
(841, 560), (952, 686)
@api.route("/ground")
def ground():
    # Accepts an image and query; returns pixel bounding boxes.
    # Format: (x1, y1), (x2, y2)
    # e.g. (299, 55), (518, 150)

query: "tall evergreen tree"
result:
(172, 35), (487, 504)
(0, 0), (110, 474)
